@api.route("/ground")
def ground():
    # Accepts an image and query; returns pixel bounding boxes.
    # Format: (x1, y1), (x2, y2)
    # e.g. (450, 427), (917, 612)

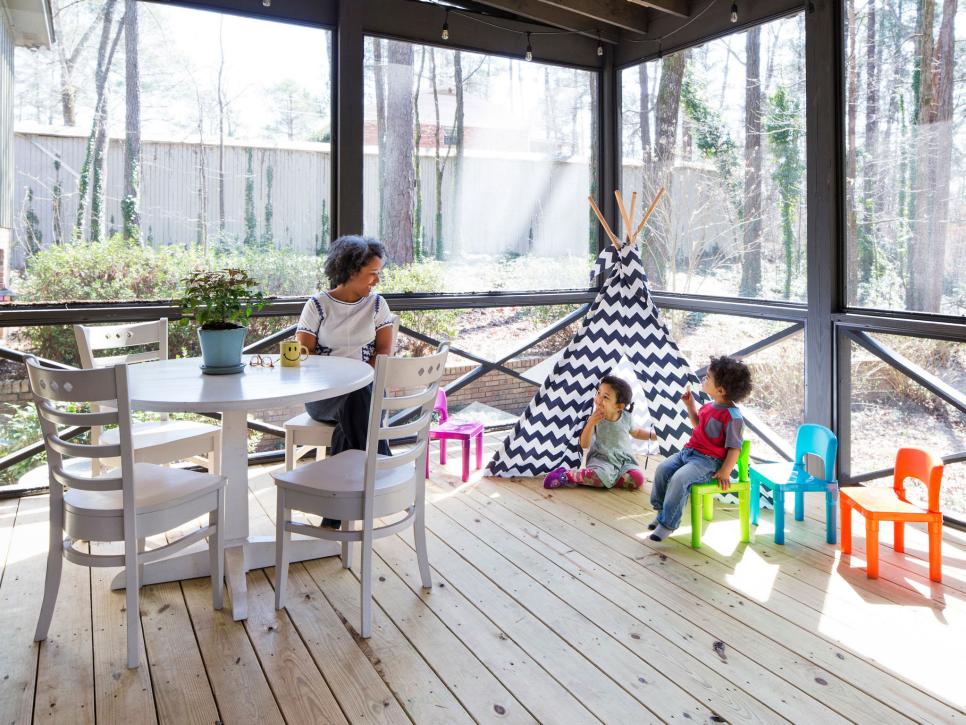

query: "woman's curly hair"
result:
(323, 235), (386, 287)
(707, 355), (753, 403)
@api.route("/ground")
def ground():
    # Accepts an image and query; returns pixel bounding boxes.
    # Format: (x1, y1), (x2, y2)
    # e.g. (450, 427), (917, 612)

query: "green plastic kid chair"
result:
(689, 439), (752, 549)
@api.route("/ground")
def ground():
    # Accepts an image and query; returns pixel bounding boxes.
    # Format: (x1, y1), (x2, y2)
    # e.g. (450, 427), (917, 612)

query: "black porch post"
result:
(332, 0), (364, 238)
(600, 46), (619, 253)
(805, 0), (845, 445)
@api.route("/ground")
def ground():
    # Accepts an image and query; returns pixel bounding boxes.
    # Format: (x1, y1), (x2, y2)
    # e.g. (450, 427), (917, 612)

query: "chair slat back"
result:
(389, 315), (401, 353)
(433, 389), (449, 424)
(27, 357), (135, 495)
(379, 386), (438, 412)
(75, 319), (168, 369)
(894, 447), (944, 512)
(795, 424), (837, 482)
(363, 345), (449, 498)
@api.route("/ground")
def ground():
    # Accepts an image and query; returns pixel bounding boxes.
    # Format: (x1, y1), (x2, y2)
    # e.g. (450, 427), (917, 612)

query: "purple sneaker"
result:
(543, 467), (569, 489)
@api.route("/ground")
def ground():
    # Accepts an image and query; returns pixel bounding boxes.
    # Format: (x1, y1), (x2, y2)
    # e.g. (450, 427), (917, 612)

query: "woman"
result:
(296, 235), (394, 459)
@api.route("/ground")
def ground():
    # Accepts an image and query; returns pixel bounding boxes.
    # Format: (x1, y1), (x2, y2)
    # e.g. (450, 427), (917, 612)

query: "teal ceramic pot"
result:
(198, 326), (247, 370)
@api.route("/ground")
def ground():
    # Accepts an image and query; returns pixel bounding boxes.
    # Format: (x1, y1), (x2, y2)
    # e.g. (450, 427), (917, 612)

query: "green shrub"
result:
(0, 404), (45, 485)
(380, 261), (459, 354)
(521, 304), (582, 354)
(14, 237), (326, 364)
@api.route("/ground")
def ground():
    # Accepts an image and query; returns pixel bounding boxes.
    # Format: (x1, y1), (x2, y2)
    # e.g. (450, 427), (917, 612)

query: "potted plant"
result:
(178, 268), (267, 372)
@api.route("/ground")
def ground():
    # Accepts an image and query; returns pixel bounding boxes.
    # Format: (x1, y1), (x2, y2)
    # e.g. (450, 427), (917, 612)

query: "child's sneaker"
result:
(543, 467), (569, 489)
(647, 521), (659, 531)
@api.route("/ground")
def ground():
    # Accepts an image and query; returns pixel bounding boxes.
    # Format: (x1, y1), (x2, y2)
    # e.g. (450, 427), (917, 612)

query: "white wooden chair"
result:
(273, 343), (448, 637)
(74, 319), (221, 473)
(26, 357), (226, 669)
(283, 315), (400, 470)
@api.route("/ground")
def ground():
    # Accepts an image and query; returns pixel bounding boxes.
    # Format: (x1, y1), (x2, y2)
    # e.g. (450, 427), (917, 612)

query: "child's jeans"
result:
(651, 448), (722, 530)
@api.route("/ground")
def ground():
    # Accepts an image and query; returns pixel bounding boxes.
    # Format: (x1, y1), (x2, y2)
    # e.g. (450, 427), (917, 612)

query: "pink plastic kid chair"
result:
(427, 389), (484, 482)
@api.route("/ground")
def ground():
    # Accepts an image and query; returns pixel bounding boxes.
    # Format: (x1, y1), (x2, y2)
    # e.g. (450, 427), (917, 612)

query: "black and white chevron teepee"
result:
(487, 241), (702, 478)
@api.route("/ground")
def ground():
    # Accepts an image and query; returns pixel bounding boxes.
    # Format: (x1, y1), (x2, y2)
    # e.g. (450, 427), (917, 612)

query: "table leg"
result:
(220, 410), (253, 619)
(112, 409), (340, 614)
(221, 410), (251, 545)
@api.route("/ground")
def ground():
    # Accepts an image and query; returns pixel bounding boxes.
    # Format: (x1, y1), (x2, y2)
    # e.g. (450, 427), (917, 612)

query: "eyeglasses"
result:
(249, 354), (278, 368)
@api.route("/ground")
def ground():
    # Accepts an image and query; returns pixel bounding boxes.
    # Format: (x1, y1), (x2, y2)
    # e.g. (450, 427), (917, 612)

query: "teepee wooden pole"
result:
(629, 191), (638, 237)
(614, 190), (635, 246)
(633, 186), (666, 241)
(587, 195), (621, 248)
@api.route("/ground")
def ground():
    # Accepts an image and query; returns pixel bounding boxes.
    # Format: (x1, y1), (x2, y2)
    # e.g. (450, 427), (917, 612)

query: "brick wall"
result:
(439, 358), (538, 415)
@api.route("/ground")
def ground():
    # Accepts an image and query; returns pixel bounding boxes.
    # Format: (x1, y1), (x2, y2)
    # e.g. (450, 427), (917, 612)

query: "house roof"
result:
(2, 0), (53, 48)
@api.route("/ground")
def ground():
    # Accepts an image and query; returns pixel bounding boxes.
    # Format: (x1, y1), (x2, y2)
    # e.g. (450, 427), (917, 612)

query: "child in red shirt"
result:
(649, 356), (752, 541)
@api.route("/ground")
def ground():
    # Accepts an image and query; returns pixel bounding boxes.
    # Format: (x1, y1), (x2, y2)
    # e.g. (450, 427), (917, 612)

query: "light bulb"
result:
(730, 2), (738, 22)
(442, 24), (449, 40)
(525, 33), (533, 61)
(597, 43), (604, 56)
(262, 0), (271, 6)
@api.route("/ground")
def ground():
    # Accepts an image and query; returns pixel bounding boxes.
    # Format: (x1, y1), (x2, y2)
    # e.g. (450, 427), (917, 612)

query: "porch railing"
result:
(2, 293), (965, 532)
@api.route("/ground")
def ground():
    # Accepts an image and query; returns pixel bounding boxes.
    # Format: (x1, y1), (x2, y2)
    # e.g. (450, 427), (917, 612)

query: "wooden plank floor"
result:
(2, 436), (966, 724)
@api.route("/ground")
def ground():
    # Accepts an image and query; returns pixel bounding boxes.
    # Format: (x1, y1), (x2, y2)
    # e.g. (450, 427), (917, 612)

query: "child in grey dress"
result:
(544, 375), (655, 490)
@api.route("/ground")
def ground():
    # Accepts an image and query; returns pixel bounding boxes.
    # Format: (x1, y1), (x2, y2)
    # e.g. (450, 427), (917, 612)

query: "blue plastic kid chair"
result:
(749, 424), (838, 545)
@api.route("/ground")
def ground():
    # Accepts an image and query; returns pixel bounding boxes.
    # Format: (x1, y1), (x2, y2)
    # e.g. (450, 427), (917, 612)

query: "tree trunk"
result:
(244, 148), (256, 245)
(373, 39), (387, 239)
(908, 0), (937, 310)
(451, 51), (465, 257)
(217, 19), (227, 234)
(589, 70), (599, 257)
(430, 49), (445, 259)
(74, 0), (121, 241)
(122, 0), (141, 243)
(845, 0), (859, 300)
(646, 51), (688, 287)
(919, 0), (956, 311)
(52, 159), (64, 244)
(192, 84), (208, 252)
(638, 63), (650, 160)
(382, 40), (415, 264)
(51, 0), (106, 126)
(859, 0), (878, 282)
(740, 27), (762, 298)
(412, 46), (426, 257)
(262, 162), (274, 247)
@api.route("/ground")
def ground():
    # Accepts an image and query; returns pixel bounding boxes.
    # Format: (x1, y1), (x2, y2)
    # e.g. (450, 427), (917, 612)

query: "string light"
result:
(525, 32), (533, 61)
(441, 9), (449, 40)
(262, 0), (271, 6)
(597, 31), (604, 57)
(730, 1), (738, 22)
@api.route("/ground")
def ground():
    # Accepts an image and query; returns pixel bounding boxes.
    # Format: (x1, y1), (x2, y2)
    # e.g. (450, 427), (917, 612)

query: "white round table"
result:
(125, 355), (373, 620)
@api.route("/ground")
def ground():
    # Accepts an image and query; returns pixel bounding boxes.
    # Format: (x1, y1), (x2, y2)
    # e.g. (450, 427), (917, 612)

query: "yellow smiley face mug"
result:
(279, 340), (310, 367)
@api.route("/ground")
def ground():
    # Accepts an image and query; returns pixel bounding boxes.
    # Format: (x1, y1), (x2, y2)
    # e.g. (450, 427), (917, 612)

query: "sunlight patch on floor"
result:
(3, 519), (49, 566)
(724, 544), (779, 602)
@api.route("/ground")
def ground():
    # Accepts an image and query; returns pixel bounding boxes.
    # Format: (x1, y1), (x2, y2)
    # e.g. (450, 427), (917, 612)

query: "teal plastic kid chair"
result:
(749, 424), (838, 545)
(690, 439), (752, 549)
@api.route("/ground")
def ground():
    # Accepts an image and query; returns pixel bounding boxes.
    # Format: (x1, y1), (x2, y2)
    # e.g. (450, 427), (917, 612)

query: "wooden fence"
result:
(10, 128), (609, 268)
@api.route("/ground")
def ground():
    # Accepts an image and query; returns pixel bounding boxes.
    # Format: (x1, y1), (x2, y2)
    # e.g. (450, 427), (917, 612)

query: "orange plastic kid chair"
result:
(840, 447), (945, 582)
